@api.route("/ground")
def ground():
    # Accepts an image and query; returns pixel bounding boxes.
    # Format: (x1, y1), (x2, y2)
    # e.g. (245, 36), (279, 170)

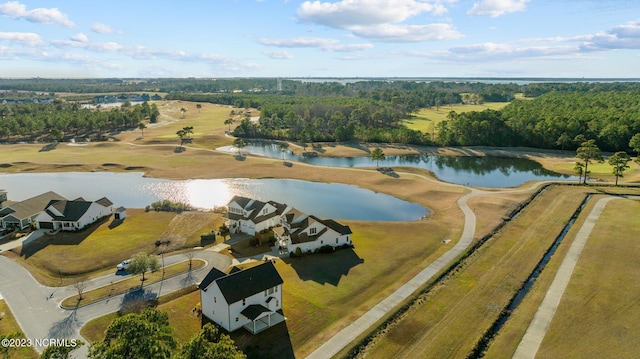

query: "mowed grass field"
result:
(402, 102), (511, 133)
(355, 185), (604, 358)
(488, 196), (640, 358)
(6, 209), (221, 286)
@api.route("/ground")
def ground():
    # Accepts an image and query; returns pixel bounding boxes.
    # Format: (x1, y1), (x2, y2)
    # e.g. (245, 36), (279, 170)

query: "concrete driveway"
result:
(0, 247), (231, 358)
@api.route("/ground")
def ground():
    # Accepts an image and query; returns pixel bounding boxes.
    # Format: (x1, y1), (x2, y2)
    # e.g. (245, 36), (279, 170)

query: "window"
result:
(236, 317), (239, 322)
(268, 287), (275, 295)
(212, 310), (215, 315)
(320, 240), (323, 244)
(264, 290), (267, 297)
(214, 297), (216, 303)
(275, 286), (278, 292)
(276, 300), (279, 307)
(310, 227), (316, 234)
(242, 299), (246, 306)
(336, 238), (338, 243)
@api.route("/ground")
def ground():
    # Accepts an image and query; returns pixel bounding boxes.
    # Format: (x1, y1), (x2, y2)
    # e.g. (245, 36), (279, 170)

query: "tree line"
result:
(0, 100), (158, 141)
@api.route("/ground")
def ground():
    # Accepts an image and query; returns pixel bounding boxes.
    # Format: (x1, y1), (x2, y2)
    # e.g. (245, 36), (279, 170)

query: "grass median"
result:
(60, 259), (205, 309)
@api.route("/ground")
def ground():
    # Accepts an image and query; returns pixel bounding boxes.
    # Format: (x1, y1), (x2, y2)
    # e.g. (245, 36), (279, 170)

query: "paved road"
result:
(0, 248), (231, 358)
(512, 196), (620, 359)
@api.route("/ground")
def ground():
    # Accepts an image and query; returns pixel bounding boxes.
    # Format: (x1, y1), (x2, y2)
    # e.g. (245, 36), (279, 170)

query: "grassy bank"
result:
(0, 300), (38, 359)
(355, 186), (595, 358)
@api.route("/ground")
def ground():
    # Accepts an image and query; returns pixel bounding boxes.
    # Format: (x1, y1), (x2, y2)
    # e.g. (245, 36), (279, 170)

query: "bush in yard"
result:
(200, 232), (216, 241)
(319, 245), (334, 253)
(249, 238), (258, 246)
(295, 247), (302, 257)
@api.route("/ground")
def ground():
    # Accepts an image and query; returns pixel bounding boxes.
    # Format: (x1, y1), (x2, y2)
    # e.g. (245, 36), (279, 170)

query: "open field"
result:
(5, 209), (221, 286)
(354, 186), (603, 358)
(488, 196), (640, 358)
(403, 102), (511, 133)
(0, 300), (39, 359)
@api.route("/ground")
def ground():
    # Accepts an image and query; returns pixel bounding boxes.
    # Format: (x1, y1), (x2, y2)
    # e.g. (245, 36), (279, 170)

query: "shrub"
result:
(148, 199), (193, 213)
(319, 245), (334, 254)
(295, 247), (302, 257)
(249, 238), (258, 246)
(200, 232), (216, 241)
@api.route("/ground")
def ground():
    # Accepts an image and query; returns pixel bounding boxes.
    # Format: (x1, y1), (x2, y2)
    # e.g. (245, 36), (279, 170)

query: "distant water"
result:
(288, 77), (640, 85)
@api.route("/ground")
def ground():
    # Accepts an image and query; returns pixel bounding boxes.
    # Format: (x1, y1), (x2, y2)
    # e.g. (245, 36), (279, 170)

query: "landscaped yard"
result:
(5, 209), (221, 286)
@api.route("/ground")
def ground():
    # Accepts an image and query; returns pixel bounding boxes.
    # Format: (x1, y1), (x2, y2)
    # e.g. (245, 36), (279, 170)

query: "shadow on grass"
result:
(216, 310), (294, 359)
(39, 142), (58, 152)
(17, 216), (108, 259)
(118, 288), (158, 315)
(281, 248), (364, 286)
(108, 218), (124, 229)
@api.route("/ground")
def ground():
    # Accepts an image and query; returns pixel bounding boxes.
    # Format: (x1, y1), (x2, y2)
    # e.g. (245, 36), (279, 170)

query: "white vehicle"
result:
(116, 259), (130, 271)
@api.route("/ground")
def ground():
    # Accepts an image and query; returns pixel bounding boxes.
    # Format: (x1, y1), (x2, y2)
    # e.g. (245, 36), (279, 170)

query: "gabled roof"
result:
(198, 267), (226, 291)
(95, 197), (114, 207)
(209, 261), (283, 304)
(0, 191), (65, 220)
(229, 196), (251, 208)
(46, 200), (93, 222)
(241, 304), (272, 320)
(314, 216), (353, 235)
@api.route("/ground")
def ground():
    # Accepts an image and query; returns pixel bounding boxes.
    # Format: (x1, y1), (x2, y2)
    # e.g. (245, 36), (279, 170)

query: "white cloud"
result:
(91, 23), (120, 34)
(297, 0), (447, 28)
(51, 39), (123, 52)
(351, 23), (463, 42)
(579, 20), (640, 50)
(0, 31), (44, 46)
(263, 50), (294, 59)
(0, 1), (74, 27)
(297, 0), (457, 42)
(70, 33), (88, 43)
(259, 36), (373, 52)
(467, 0), (528, 17)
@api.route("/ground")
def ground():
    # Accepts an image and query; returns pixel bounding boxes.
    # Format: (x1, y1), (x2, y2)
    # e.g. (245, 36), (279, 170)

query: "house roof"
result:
(46, 200), (93, 222)
(96, 197), (114, 207)
(228, 196), (287, 225)
(115, 206), (126, 212)
(314, 216), (352, 235)
(241, 304), (272, 320)
(210, 261), (283, 304)
(198, 267), (227, 291)
(229, 196), (251, 208)
(0, 191), (65, 220)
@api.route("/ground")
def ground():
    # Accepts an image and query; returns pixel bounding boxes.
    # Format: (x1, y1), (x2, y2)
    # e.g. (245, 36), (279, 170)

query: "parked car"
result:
(116, 259), (130, 271)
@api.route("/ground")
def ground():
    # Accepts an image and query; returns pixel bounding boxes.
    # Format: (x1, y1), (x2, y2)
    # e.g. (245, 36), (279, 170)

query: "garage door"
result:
(39, 222), (54, 229)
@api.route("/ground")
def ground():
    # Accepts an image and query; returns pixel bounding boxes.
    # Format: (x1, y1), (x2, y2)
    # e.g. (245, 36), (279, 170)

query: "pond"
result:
(219, 143), (577, 188)
(0, 172), (427, 221)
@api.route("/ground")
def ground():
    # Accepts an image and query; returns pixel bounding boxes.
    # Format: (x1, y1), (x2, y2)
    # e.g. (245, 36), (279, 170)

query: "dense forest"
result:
(0, 100), (158, 140)
(1, 78), (640, 152)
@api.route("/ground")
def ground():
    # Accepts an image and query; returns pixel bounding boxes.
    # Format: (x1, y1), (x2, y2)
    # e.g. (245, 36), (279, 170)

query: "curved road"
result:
(0, 248), (231, 357)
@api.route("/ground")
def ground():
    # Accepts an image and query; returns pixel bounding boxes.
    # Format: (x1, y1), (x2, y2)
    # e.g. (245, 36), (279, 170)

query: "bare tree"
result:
(73, 278), (87, 300)
(185, 252), (195, 271)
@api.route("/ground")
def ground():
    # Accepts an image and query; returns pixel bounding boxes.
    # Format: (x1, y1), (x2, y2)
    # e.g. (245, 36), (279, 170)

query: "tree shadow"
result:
(39, 143), (58, 152)
(118, 288), (158, 315)
(234, 154), (246, 161)
(281, 248), (364, 286)
(48, 308), (79, 339)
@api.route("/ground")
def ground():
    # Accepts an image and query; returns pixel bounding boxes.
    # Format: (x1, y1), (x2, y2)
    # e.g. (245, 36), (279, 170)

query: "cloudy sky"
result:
(0, 0), (638, 78)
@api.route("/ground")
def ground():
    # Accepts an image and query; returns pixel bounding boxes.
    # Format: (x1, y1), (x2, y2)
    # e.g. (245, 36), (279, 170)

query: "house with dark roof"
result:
(227, 196), (287, 236)
(198, 261), (284, 334)
(34, 197), (113, 231)
(274, 209), (352, 254)
(0, 191), (66, 229)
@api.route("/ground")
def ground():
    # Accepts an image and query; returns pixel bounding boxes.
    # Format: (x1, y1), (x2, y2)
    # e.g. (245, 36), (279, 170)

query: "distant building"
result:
(199, 261), (285, 334)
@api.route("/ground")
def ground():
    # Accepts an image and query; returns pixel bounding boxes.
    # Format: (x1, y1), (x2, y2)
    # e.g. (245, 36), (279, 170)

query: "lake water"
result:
(0, 172), (427, 221)
(219, 143), (577, 188)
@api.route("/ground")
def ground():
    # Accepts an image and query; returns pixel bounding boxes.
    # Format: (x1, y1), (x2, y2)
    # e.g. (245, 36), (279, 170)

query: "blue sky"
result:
(0, 0), (638, 78)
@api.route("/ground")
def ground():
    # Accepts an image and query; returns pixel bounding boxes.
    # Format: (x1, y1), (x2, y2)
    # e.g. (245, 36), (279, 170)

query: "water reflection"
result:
(218, 142), (577, 187)
(0, 173), (427, 221)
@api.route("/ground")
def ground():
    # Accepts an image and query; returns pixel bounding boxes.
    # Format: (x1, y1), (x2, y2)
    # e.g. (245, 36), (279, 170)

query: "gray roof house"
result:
(0, 191), (66, 229)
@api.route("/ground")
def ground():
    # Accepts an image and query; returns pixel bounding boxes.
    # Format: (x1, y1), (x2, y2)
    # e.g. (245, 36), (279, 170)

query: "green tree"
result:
(180, 107), (187, 119)
(128, 252), (160, 284)
(608, 151), (631, 186)
(176, 323), (245, 359)
(196, 103), (202, 113)
(629, 133), (640, 163)
(48, 128), (64, 142)
(370, 147), (386, 168)
(138, 122), (147, 138)
(233, 138), (246, 156)
(149, 103), (160, 123)
(278, 142), (289, 160)
(40, 341), (84, 359)
(576, 139), (604, 184)
(89, 309), (176, 359)
(224, 118), (234, 131)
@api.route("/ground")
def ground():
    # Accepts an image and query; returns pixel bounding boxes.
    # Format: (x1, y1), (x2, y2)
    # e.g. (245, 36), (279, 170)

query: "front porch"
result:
(241, 305), (286, 334)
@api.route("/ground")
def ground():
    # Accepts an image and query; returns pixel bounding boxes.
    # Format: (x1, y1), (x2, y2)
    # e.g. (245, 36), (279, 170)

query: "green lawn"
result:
(403, 102), (511, 133)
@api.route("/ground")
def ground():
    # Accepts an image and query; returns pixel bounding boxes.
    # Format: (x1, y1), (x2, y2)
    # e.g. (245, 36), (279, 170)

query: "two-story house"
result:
(227, 196), (287, 235)
(199, 261), (285, 334)
(34, 197), (113, 231)
(274, 209), (352, 254)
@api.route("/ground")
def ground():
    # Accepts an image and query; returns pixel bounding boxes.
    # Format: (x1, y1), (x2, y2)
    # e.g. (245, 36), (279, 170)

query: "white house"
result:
(0, 191), (66, 229)
(274, 210), (352, 254)
(199, 261), (285, 334)
(227, 196), (287, 235)
(34, 197), (113, 231)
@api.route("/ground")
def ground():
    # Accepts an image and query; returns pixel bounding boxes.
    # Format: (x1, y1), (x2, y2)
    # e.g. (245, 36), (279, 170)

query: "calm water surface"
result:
(220, 143), (577, 188)
(0, 172), (427, 221)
